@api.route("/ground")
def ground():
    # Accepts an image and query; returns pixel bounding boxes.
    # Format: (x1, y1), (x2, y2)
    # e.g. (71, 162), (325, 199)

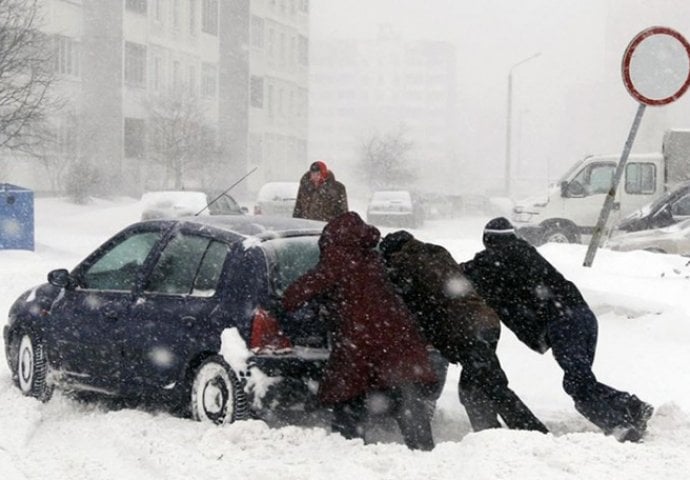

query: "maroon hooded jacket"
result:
(282, 212), (437, 405)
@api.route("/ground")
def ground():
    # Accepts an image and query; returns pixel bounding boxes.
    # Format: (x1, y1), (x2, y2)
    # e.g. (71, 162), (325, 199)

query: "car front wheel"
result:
(190, 356), (248, 425)
(16, 333), (53, 402)
(543, 224), (578, 244)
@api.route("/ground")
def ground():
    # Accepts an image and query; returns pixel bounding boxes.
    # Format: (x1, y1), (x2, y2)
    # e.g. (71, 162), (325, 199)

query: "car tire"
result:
(190, 356), (249, 425)
(543, 224), (578, 244)
(16, 332), (53, 402)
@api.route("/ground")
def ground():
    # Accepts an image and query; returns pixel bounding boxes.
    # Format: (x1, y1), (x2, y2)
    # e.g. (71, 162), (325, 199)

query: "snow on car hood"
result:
(514, 187), (554, 210)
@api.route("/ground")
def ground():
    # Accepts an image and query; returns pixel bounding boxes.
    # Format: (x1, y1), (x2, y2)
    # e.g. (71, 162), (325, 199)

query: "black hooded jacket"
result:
(460, 224), (587, 353)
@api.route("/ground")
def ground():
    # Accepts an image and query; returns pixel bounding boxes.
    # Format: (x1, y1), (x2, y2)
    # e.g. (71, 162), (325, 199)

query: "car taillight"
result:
(250, 307), (293, 354)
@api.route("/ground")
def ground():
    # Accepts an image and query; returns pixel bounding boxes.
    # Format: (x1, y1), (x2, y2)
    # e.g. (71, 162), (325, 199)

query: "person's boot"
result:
(614, 398), (654, 442)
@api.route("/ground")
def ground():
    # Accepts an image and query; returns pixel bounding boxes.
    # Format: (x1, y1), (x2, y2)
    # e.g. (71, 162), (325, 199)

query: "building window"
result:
(152, 56), (162, 91)
(172, 0), (181, 28)
(298, 35), (308, 65)
(125, 42), (146, 86)
(201, 62), (217, 97)
(267, 84), (274, 119)
(152, 0), (163, 21)
(202, 0), (218, 35)
(126, 0), (147, 14)
(188, 65), (196, 94)
(53, 35), (80, 77)
(172, 60), (181, 90)
(251, 16), (264, 48)
(250, 76), (264, 108)
(124, 117), (145, 158)
(267, 28), (274, 58)
(279, 32), (286, 64)
(189, 0), (197, 34)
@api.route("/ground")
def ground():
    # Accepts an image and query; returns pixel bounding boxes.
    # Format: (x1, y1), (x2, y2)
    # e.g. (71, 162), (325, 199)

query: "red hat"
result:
(309, 161), (328, 178)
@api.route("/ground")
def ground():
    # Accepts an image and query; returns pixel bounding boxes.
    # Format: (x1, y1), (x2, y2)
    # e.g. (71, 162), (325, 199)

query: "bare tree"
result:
(359, 126), (416, 190)
(0, 0), (54, 152)
(145, 91), (223, 190)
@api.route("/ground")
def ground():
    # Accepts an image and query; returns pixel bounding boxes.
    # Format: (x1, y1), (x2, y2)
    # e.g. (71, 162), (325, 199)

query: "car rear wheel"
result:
(190, 356), (249, 425)
(16, 333), (53, 402)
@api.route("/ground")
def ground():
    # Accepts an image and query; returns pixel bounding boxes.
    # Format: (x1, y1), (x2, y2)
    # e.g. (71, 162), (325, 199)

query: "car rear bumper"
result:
(249, 347), (448, 399)
(249, 348), (329, 378)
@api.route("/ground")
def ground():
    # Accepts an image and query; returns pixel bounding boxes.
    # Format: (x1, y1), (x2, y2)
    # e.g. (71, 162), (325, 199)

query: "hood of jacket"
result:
(319, 211), (379, 252)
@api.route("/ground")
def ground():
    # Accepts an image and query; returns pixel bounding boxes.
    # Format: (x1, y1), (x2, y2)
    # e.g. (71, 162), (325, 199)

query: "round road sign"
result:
(621, 26), (690, 106)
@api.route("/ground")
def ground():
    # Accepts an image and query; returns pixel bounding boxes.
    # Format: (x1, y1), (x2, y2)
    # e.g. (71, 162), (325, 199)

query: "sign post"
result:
(583, 26), (690, 267)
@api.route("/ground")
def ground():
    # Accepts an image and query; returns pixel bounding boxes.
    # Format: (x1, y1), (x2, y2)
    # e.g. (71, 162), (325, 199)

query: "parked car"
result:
(607, 218), (690, 256)
(254, 182), (299, 216)
(4, 216), (447, 424)
(615, 180), (690, 233)
(140, 190), (246, 220)
(366, 190), (425, 228)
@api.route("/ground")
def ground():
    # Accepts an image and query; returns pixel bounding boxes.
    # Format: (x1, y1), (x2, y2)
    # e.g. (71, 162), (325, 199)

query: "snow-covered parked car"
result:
(140, 190), (245, 220)
(607, 218), (690, 256)
(366, 190), (425, 228)
(254, 182), (299, 216)
(4, 216), (448, 424)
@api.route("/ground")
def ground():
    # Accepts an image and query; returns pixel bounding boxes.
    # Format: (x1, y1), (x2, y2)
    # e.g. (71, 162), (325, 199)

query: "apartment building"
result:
(4, 0), (309, 197)
(309, 26), (458, 195)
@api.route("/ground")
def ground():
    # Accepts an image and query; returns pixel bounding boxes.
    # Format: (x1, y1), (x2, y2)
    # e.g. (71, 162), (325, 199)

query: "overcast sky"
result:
(309, 0), (690, 194)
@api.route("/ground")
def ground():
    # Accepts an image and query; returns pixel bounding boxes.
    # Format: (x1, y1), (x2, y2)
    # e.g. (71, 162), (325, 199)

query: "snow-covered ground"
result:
(1, 197), (690, 480)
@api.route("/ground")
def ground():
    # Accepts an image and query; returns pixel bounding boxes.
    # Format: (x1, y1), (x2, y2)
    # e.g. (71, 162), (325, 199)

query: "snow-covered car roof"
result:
(256, 182), (299, 201)
(141, 191), (209, 218)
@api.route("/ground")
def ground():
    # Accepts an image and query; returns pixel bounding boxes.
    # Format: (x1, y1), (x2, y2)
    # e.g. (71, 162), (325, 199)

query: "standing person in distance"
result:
(293, 161), (348, 222)
(460, 217), (654, 442)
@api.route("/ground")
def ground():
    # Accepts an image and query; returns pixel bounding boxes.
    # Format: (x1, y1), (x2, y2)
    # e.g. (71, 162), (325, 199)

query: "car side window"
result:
(671, 194), (690, 216)
(625, 162), (656, 194)
(571, 163), (615, 196)
(82, 232), (161, 291)
(193, 240), (229, 296)
(145, 233), (228, 296)
(208, 194), (241, 215)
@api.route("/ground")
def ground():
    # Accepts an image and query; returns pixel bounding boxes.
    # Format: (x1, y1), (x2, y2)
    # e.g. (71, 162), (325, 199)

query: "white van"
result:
(513, 129), (690, 245)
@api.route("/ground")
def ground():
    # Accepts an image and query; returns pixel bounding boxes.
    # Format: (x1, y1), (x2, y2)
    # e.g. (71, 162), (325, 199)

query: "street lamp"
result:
(505, 52), (541, 198)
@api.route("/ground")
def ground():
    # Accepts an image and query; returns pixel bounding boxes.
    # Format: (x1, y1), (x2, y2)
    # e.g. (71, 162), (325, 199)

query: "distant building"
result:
(3, 0), (309, 197)
(309, 26), (458, 195)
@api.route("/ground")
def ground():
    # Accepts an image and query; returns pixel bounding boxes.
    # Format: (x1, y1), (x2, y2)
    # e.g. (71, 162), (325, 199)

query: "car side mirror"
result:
(48, 269), (73, 289)
(563, 180), (585, 198)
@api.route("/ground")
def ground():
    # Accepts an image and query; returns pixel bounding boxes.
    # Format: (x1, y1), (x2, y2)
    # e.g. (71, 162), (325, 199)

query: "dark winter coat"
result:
(381, 235), (500, 362)
(282, 212), (437, 405)
(380, 231), (548, 433)
(460, 231), (588, 353)
(292, 171), (348, 222)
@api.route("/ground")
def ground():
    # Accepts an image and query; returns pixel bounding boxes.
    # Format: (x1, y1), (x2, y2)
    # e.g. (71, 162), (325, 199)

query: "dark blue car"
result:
(4, 216), (447, 424)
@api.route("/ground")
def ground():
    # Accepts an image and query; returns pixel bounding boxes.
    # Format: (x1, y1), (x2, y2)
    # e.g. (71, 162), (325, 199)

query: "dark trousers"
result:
(456, 329), (548, 433)
(331, 383), (435, 451)
(548, 305), (644, 433)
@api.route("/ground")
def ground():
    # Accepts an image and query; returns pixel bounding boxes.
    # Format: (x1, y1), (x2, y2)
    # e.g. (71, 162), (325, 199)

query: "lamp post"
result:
(505, 52), (541, 198)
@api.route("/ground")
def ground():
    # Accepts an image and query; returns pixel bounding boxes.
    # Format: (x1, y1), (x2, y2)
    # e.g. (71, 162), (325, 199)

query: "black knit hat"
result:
(379, 230), (413, 261)
(484, 217), (515, 234)
(483, 217), (515, 248)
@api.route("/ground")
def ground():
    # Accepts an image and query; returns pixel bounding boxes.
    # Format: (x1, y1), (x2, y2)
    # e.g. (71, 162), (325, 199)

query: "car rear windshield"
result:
(262, 236), (320, 296)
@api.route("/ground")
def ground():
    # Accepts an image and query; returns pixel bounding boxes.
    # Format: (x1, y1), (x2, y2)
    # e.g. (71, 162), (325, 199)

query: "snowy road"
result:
(1, 198), (690, 479)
